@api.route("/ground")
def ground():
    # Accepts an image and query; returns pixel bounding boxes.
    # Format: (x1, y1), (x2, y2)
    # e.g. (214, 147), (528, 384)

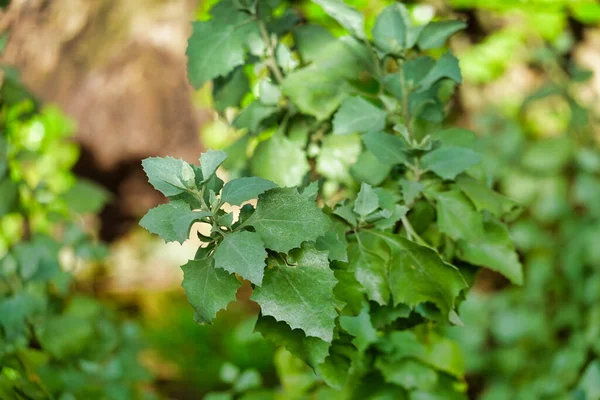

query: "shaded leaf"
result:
(213, 231), (267, 286)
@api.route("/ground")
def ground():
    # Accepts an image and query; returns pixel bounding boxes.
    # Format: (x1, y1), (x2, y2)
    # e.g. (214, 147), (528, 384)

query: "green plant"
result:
(141, 1), (523, 398)
(0, 69), (154, 399)
(447, 51), (600, 400)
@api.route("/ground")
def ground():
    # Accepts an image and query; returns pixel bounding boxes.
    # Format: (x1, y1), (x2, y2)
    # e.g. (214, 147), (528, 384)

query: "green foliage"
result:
(448, 55), (600, 399)
(0, 74), (152, 399)
(141, 1), (524, 398)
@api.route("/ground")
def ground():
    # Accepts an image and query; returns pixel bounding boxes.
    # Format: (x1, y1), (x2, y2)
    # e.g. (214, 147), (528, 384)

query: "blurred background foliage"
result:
(1, 0), (600, 399)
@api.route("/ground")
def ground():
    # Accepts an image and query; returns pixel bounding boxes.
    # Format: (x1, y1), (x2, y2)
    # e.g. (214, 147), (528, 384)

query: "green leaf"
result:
(363, 231), (467, 320)
(456, 175), (520, 218)
(212, 67), (249, 112)
(250, 134), (310, 187)
(457, 217), (524, 285)
(251, 244), (338, 342)
(354, 183), (380, 217)
(419, 52), (462, 91)
(350, 150), (392, 186)
(181, 257), (241, 323)
(376, 359), (437, 390)
(312, 0), (365, 39)
(187, 18), (253, 88)
(283, 66), (348, 120)
(142, 156), (196, 196)
(316, 228), (348, 262)
(333, 96), (387, 135)
(255, 315), (330, 367)
(348, 234), (391, 305)
(400, 179), (423, 205)
(418, 20), (466, 50)
(362, 131), (409, 166)
(213, 231), (267, 286)
(62, 179), (111, 214)
(435, 190), (483, 241)
(421, 146), (480, 180)
(0, 178), (18, 217)
(233, 101), (278, 133)
(243, 188), (331, 253)
(339, 306), (378, 351)
(140, 202), (211, 244)
(316, 134), (362, 184)
(200, 150), (227, 183)
(221, 177), (278, 206)
(372, 3), (409, 55)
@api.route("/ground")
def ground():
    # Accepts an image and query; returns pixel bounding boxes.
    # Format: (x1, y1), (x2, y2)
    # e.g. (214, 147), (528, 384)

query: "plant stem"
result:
(258, 20), (284, 84)
(401, 216), (429, 247)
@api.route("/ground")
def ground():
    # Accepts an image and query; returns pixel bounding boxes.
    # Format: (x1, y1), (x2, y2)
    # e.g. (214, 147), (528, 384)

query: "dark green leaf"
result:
(252, 244), (337, 341)
(419, 52), (462, 91)
(181, 257), (241, 323)
(362, 131), (409, 166)
(339, 306), (378, 351)
(421, 146), (480, 180)
(435, 190), (484, 241)
(243, 188), (331, 253)
(214, 231), (267, 286)
(221, 177), (278, 206)
(140, 202), (211, 244)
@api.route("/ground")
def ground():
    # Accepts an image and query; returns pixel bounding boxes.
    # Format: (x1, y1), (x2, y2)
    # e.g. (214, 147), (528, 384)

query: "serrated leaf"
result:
(140, 202), (211, 244)
(251, 244), (337, 342)
(142, 157), (196, 196)
(362, 131), (409, 165)
(363, 230), (467, 321)
(457, 217), (524, 285)
(187, 19), (253, 89)
(333, 96), (387, 135)
(333, 270), (364, 315)
(221, 177), (278, 206)
(312, 0), (365, 39)
(339, 306), (378, 351)
(348, 234), (391, 306)
(200, 150), (227, 183)
(316, 221), (348, 262)
(418, 20), (466, 50)
(354, 183), (380, 217)
(255, 315), (330, 367)
(181, 257), (241, 323)
(213, 231), (267, 286)
(243, 188), (331, 253)
(315, 336), (357, 389)
(334, 203), (358, 226)
(372, 3), (409, 55)
(250, 134), (310, 187)
(419, 52), (462, 91)
(435, 190), (484, 241)
(421, 146), (480, 180)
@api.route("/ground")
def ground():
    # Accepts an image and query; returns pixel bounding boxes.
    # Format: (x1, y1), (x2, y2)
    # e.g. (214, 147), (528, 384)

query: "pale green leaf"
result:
(200, 150), (227, 183)
(333, 96), (387, 135)
(339, 306), (378, 351)
(372, 3), (409, 55)
(251, 244), (338, 341)
(221, 177), (278, 206)
(140, 202), (211, 244)
(362, 131), (409, 165)
(317, 133), (362, 184)
(354, 183), (380, 217)
(213, 231), (267, 286)
(376, 359), (438, 390)
(435, 190), (484, 241)
(243, 188), (331, 253)
(457, 217), (524, 285)
(400, 179), (423, 205)
(421, 146), (480, 180)
(419, 52), (462, 91)
(181, 257), (241, 323)
(312, 0), (365, 39)
(142, 156), (196, 196)
(418, 20), (467, 50)
(456, 175), (521, 218)
(250, 134), (309, 187)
